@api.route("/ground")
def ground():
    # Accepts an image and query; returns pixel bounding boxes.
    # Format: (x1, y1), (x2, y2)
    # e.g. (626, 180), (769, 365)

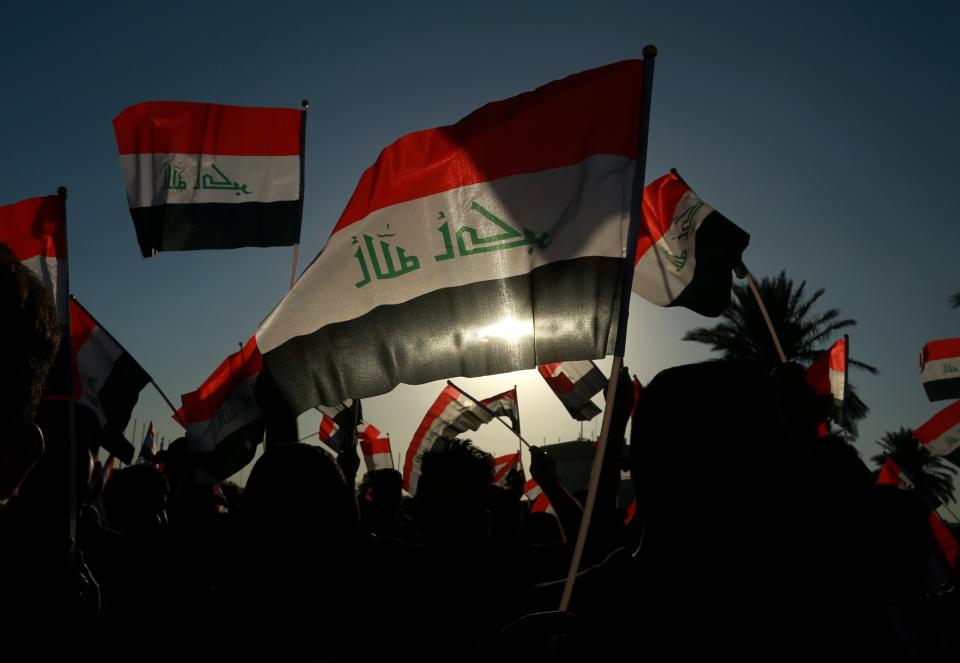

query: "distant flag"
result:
(913, 400), (960, 465)
(316, 400), (361, 452)
(630, 376), (643, 418)
(920, 338), (960, 402)
(493, 453), (522, 487)
(318, 413), (349, 452)
(538, 361), (607, 421)
(256, 59), (650, 415)
(929, 511), (959, 574)
(0, 193), (67, 317)
(806, 338), (847, 431)
(523, 479), (556, 516)
(633, 171), (750, 316)
(175, 337), (265, 484)
(480, 388), (520, 435)
(876, 456), (914, 491)
(403, 384), (500, 494)
(137, 422), (157, 464)
(69, 297), (150, 463)
(624, 498), (637, 525)
(112, 101), (304, 257)
(358, 422), (393, 472)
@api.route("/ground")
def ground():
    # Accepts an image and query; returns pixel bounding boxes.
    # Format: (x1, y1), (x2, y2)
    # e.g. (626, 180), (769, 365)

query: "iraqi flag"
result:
(633, 171), (749, 316)
(920, 338), (960, 402)
(137, 422), (157, 464)
(359, 422), (393, 472)
(929, 511), (959, 575)
(538, 360), (607, 421)
(523, 479), (556, 516)
(402, 383), (501, 494)
(70, 297), (150, 463)
(480, 387), (521, 435)
(876, 456), (914, 490)
(913, 400), (960, 465)
(806, 337), (847, 432)
(175, 337), (265, 484)
(0, 193), (68, 318)
(256, 59), (648, 415)
(113, 101), (304, 257)
(318, 413), (350, 452)
(493, 452), (523, 487)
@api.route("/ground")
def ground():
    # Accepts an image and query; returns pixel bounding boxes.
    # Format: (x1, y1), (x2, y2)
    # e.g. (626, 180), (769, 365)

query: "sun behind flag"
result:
(256, 59), (649, 414)
(113, 101), (304, 257)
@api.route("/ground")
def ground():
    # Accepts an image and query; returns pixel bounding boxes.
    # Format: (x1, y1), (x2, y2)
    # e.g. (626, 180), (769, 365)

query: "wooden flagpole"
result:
(737, 262), (787, 363)
(289, 99), (309, 292)
(446, 380), (532, 449)
(559, 46), (657, 613)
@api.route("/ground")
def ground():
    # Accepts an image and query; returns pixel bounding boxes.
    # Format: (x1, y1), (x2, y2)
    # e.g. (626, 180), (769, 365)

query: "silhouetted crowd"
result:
(1, 243), (958, 661)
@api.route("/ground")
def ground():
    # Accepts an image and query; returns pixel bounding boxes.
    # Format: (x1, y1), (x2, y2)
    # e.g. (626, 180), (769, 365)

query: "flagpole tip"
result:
(670, 167), (678, 175)
(643, 45), (657, 59)
(301, 100), (310, 110)
(57, 186), (67, 198)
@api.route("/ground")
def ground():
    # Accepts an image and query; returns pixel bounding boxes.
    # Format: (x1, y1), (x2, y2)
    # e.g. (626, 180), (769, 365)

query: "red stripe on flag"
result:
(177, 336), (263, 424)
(402, 385), (462, 489)
(828, 338), (847, 372)
(914, 399), (960, 445)
(332, 60), (643, 234)
(876, 457), (904, 488)
(921, 338), (960, 366)
(362, 436), (391, 455)
(929, 511), (959, 572)
(319, 414), (338, 444)
(538, 364), (576, 395)
(635, 171), (691, 261)
(113, 101), (303, 156)
(0, 195), (66, 260)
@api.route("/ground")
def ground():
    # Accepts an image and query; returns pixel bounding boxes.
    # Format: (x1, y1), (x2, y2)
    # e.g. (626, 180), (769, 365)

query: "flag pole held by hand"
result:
(737, 261), (787, 363)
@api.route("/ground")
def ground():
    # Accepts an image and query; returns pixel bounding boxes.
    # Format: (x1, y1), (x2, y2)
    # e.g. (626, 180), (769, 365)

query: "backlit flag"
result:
(318, 413), (349, 452)
(113, 101), (304, 257)
(481, 387), (520, 435)
(175, 337), (265, 484)
(138, 422), (157, 464)
(538, 360), (606, 421)
(914, 400), (960, 465)
(876, 456), (913, 491)
(493, 453), (522, 487)
(920, 338), (960, 402)
(633, 171), (749, 316)
(0, 194), (67, 318)
(806, 338), (847, 432)
(523, 479), (556, 516)
(70, 297), (150, 463)
(359, 422), (393, 472)
(256, 59), (649, 415)
(403, 384), (499, 494)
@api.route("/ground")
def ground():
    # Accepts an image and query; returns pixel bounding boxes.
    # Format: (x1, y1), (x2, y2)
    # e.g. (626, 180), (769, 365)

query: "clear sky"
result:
(3, 1), (959, 506)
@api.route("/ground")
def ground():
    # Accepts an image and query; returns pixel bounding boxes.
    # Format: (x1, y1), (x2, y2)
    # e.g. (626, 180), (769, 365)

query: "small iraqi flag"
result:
(914, 399), (960, 465)
(113, 101), (304, 257)
(0, 193), (67, 318)
(876, 456), (913, 491)
(493, 452), (522, 487)
(358, 422), (393, 472)
(920, 338), (960, 402)
(633, 171), (750, 316)
(523, 478), (555, 515)
(806, 337), (847, 431)
(175, 337), (265, 484)
(538, 360), (607, 421)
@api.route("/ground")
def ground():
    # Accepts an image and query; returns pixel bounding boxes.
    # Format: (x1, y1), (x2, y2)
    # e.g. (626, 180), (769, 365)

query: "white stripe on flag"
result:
(184, 373), (261, 453)
(20, 255), (67, 320)
(75, 325), (123, 425)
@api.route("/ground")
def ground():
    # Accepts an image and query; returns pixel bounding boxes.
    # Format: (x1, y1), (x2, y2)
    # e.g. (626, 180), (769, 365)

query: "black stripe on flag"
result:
(98, 352), (150, 438)
(185, 418), (265, 485)
(131, 201), (302, 257)
(669, 210), (750, 317)
(264, 256), (624, 414)
(924, 378), (960, 403)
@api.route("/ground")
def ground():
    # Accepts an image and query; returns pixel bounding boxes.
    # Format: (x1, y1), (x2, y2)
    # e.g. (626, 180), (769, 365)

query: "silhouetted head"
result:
(0, 243), (60, 503)
(103, 464), (168, 535)
(415, 438), (493, 547)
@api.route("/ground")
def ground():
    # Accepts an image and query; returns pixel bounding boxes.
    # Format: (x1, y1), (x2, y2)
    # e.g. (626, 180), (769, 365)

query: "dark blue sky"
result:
(3, 1), (959, 503)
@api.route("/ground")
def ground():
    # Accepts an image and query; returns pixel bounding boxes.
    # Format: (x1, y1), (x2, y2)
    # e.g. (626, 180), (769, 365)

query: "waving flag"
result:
(481, 388), (520, 435)
(113, 101), (304, 257)
(876, 456), (913, 490)
(318, 413), (349, 452)
(920, 338), (960, 402)
(0, 193), (67, 317)
(359, 422), (393, 472)
(69, 297), (150, 463)
(493, 453), (522, 487)
(929, 511), (959, 574)
(137, 422), (157, 464)
(402, 383), (502, 494)
(175, 337), (265, 483)
(538, 360), (606, 421)
(914, 400), (960, 464)
(256, 59), (649, 414)
(524, 479), (556, 515)
(633, 171), (749, 316)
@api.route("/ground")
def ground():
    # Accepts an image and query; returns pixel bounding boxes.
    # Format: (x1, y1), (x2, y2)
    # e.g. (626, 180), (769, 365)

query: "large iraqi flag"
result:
(256, 60), (648, 414)
(920, 338), (960, 402)
(0, 193), (67, 318)
(113, 101), (304, 257)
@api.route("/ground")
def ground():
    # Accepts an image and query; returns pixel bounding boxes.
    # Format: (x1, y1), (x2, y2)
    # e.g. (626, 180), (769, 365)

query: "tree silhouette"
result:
(872, 428), (957, 505)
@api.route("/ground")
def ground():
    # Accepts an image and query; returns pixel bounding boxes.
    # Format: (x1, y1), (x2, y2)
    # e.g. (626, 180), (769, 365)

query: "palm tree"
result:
(951, 290), (960, 308)
(871, 428), (957, 505)
(683, 271), (877, 435)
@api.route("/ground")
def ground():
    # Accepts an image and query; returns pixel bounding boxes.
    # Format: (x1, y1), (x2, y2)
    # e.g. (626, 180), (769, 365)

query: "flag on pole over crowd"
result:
(538, 360), (607, 421)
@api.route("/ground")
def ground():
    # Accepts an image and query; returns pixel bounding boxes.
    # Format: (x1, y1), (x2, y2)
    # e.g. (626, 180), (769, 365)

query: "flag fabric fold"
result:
(69, 297), (150, 462)
(0, 194), (68, 317)
(633, 171), (749, 316)
(113, 101), (304, 257)
(538, 360), (607, 421)
(876, 456), (913, 490)
(920, 338), (960, 402)
(256, 60), (648, 415)
(175, 336), (265, 483)
(493, 452), (522, 487)
(480, 388), (520, 435)
(806, 338), (847, 432)
(524, 479), (556, 515)
(914, 400), (960, 464)
(402, 384), (500, 494)
(358, 422), (393, 472)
